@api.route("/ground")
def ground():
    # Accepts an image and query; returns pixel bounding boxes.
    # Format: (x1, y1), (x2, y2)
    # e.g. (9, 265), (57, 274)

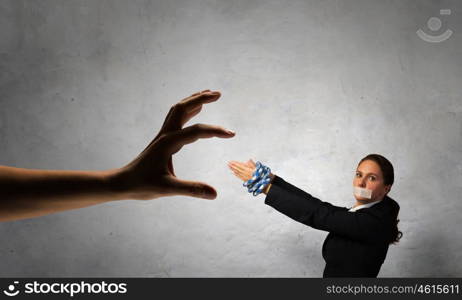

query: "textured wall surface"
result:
(1, 0), (461, 277)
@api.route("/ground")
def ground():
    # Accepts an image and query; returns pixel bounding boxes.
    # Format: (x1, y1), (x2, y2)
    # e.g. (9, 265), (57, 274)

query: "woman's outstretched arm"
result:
(228, 160), (394, 244)
(264, 175), (395, 243)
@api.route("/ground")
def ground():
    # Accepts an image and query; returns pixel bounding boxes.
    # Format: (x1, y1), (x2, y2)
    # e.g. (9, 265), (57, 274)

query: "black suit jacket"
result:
(264, 175), (400, 277)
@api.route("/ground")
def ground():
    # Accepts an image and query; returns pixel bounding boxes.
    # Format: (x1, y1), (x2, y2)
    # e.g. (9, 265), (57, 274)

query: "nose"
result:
(358, 178), (366, 187)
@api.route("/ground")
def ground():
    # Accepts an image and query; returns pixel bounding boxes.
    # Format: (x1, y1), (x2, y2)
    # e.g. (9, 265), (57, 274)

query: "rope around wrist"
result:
(243, 161), (272, 196)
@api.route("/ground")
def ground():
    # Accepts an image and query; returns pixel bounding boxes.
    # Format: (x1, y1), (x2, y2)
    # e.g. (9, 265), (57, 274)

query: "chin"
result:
(354, 196), (372, 202)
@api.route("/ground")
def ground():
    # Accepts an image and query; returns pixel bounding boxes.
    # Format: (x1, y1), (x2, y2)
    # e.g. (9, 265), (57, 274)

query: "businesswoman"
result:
(228, 154), (402, 277)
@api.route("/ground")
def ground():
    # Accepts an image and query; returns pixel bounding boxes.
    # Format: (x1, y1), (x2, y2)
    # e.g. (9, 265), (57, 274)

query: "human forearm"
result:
(0, 166), (126, 222)
(0, 90), (235, 222)
(263, 175), (329, 228)
(264, 175), (390, 241)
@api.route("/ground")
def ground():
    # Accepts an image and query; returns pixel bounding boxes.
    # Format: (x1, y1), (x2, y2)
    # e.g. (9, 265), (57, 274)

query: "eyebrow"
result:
(355, 170), (379, 176)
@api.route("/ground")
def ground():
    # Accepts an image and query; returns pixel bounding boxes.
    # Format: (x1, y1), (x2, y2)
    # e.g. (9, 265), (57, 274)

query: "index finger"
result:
(161, 123), (235, 156)
(179, 91), (221, 111)
(162, 91), (222, 133)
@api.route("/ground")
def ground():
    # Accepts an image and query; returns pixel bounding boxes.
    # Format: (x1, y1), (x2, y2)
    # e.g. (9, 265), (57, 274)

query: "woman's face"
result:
(353, 160), (391, 203)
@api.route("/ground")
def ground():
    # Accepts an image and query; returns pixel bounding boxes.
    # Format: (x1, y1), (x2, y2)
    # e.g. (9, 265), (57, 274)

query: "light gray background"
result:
(1, 0), (461, 277)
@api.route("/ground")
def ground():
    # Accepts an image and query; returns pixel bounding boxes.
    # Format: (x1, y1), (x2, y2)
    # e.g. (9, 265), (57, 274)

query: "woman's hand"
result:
(227, 159), (275, 194)
(227, 159), (257, 182)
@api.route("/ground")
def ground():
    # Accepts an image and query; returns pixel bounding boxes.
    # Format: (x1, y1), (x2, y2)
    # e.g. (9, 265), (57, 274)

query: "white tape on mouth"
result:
(354, 186), (372, 199)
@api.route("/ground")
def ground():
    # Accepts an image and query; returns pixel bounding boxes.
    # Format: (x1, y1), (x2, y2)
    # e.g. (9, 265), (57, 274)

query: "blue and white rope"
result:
(243, 161), (272, 196)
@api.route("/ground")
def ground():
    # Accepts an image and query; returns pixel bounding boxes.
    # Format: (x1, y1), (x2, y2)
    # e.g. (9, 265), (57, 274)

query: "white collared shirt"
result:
(348, 199), (383, 212)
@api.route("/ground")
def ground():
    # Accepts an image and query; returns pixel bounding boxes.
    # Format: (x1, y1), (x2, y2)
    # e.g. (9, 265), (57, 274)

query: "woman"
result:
(228, 154), (402, 277)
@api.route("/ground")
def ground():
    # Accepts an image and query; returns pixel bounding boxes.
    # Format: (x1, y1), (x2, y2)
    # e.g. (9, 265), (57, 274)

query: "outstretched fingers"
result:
(162, 123), (235, 155)
(161, 91), (221, 134)
(229, 168), (248, 181)
(141, 90), (222, 159)
(227, 161), (254, 181)
(228, 161), (254, 174)
(189, 89), (211, 97)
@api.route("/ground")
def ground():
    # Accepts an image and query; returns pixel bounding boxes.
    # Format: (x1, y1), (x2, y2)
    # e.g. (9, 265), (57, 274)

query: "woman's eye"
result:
(355, 173), (361, 177)
(369, 176), (376, 181)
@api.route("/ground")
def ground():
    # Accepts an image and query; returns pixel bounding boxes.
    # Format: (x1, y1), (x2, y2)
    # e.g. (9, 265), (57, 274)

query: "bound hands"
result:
(227, 159), (275, 194)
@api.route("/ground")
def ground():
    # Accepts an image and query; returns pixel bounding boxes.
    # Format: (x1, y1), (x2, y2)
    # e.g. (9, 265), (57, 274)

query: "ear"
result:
(385, 185), (391, 194)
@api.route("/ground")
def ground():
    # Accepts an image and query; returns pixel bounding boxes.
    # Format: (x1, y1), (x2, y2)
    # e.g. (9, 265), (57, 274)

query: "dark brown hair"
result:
(358, 154), (402, 244)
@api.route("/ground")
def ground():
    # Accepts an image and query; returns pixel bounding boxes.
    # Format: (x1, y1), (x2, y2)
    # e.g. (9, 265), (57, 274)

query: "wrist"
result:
(102, 168), (133, 201)
(263, 173), (275, 195)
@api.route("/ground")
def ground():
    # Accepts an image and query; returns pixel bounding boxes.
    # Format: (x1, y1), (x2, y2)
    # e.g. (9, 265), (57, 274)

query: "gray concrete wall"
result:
(0, 0), (461, 277)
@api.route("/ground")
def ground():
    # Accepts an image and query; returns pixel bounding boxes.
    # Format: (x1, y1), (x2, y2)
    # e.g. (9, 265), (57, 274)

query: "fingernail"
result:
(204, 192), (216, 200)
(226, 129), (235, 135)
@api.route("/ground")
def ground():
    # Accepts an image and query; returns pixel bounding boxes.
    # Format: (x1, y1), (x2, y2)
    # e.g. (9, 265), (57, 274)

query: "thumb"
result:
(168, 177), (217, 200)
(245, 160), (255, 170)
(249, 159), (256, 167)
